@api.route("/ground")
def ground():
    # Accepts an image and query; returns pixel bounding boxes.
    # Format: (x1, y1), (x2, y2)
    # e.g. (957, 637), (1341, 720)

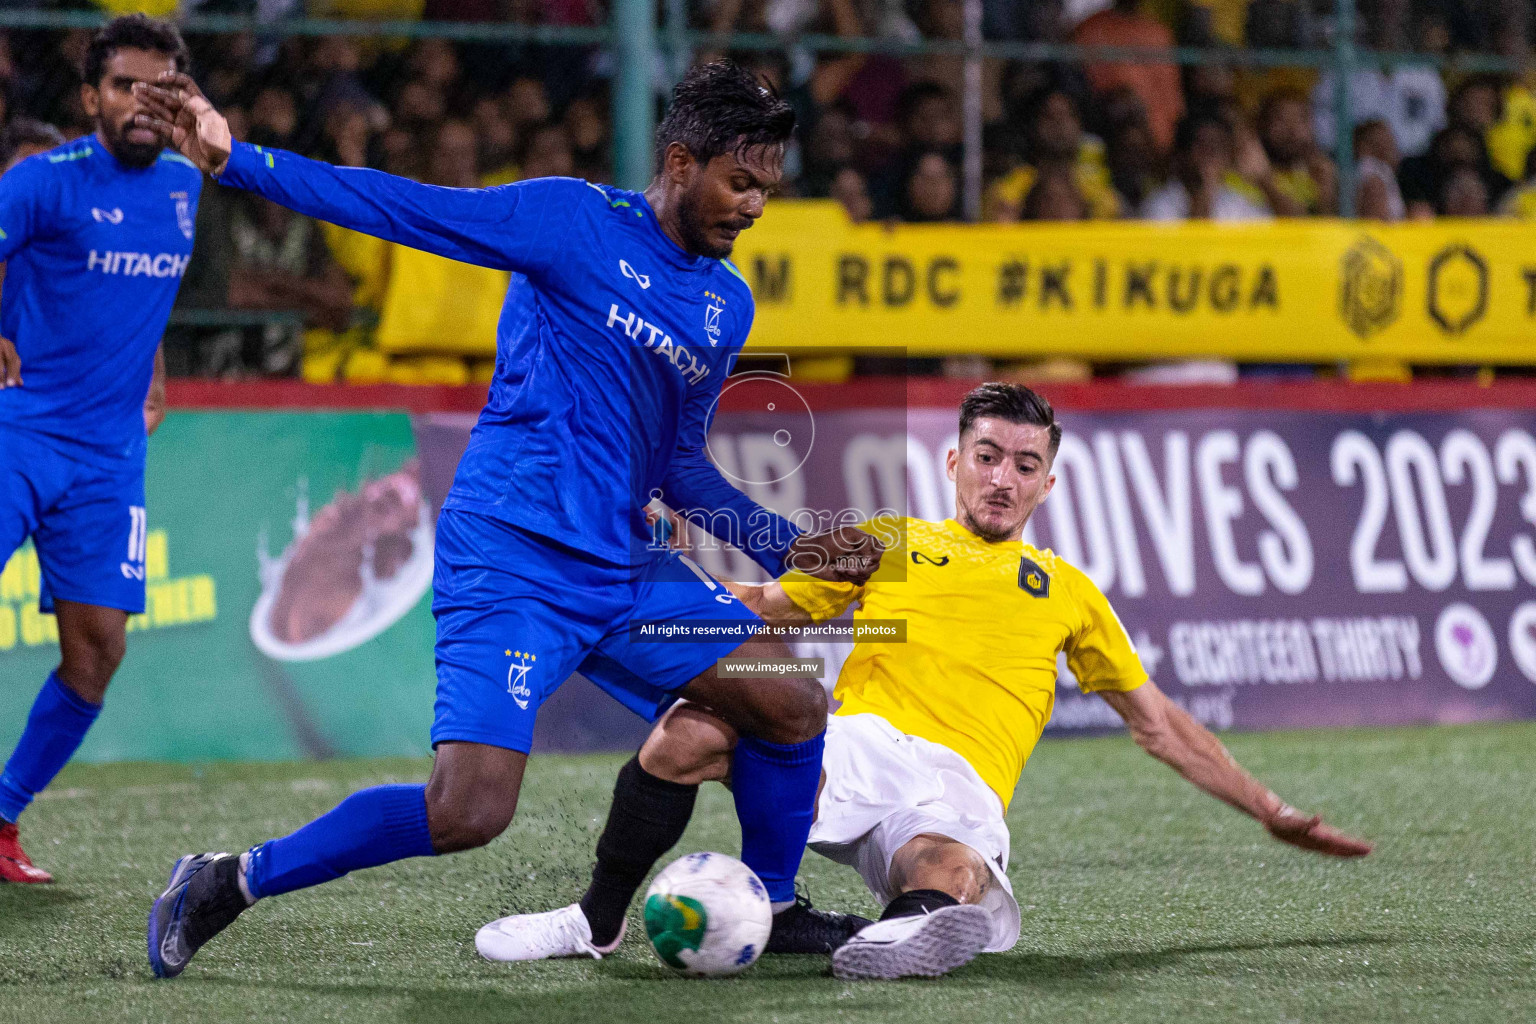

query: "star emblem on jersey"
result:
(1017, 557), (1049, 598)
(91, 207), (124, 224)
(171, 191), (194, 240)
(505, 650), (536, 710)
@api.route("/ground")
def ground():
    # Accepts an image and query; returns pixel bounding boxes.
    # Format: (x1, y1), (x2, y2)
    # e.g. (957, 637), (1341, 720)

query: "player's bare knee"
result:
(58, 627), (126, 703)
(639, 741), (730, 785)
(425, 786), (516, 853)
(770, 676), (827, 745)
(895, 837), (991, 905)
(639, 707), (735, 784)
(424, 748), (522, 853)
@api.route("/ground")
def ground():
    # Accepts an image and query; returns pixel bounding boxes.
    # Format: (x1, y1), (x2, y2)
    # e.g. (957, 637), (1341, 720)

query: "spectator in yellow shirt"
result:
(1257, 88), (1338, 215)
(987, 88), (1120, 221)
(1486, 15), (1536, 184)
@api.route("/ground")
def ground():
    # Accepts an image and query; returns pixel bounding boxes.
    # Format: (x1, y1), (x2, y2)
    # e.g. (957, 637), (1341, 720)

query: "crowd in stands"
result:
(3, 0), (1536, 380)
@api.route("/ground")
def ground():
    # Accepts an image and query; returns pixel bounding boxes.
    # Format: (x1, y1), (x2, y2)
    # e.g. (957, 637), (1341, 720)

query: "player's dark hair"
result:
(82, 14), (190, 87)
(0, 118), (65, 166)
(653, 60), (795, 171)
(958, 382), (1063, 458)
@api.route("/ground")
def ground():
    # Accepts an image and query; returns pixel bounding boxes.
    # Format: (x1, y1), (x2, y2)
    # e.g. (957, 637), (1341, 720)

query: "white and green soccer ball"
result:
(643, 852), (773, 978)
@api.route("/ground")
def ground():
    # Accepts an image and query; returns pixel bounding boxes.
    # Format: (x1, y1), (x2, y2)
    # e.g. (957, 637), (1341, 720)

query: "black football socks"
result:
(881, 888), (960, 920)
(578, 756), (698, 946)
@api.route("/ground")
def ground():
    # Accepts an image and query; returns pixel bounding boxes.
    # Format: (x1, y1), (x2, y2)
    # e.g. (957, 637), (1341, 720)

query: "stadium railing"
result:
(10, 3), (1536, 376)
(4, 0), (1530, 214)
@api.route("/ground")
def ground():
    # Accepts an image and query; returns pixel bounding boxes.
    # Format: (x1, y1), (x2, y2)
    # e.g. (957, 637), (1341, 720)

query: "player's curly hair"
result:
(82, 14), (190, 87)
(959, 383), (1063, 458)
(654, 60), (795, 171)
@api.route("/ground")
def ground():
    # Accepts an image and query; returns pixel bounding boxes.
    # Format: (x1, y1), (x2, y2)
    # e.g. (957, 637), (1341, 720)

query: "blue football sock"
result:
(243, 783), (435, 899)
(0, 672), (102, 824)
(731, 730), (825, 904)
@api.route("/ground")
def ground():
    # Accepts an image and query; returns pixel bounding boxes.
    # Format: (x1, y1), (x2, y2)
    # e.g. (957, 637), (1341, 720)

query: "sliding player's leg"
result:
(886, 833), (995, 907)
(148, 510), (615, 978)
(1, 441), (141, 884)
(829, 833), (998, 981)
(811, 716), (1019, 980)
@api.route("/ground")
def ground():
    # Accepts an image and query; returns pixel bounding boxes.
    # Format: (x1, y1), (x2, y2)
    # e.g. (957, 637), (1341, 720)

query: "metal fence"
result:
(4, 0), (1531, 218)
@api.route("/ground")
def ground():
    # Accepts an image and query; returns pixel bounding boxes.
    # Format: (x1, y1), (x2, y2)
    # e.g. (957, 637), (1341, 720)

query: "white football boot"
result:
(476, 903), (625, 962)
(831, 903), (992, 980)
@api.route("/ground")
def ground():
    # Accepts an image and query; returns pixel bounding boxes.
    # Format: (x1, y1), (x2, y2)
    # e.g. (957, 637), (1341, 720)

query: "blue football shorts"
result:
(430, 508), (765, 753)
(0, 426), (148, 614)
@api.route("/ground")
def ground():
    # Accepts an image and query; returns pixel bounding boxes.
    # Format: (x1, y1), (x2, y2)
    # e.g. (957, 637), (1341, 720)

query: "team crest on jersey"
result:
(170, 191), (193, 240)
(703, 289), (726, 347)
(1018, 557), (1049, 598)
(505, 649), (536, 710)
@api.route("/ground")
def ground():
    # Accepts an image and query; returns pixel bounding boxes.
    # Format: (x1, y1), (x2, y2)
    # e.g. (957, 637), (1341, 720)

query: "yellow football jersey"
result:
(780, 518), (1147, 808)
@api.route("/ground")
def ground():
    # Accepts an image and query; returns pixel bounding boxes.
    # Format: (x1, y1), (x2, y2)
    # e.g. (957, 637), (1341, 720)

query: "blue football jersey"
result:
(0, 136), (201, 466)
(219, 141), (799, 571)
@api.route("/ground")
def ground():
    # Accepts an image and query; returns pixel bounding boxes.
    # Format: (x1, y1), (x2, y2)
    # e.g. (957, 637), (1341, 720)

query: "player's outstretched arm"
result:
(784, 528), (883, 585)
(134, 73), (535, 272)
(1099, 681), (1373, 858)
(720, 581), (815, 626)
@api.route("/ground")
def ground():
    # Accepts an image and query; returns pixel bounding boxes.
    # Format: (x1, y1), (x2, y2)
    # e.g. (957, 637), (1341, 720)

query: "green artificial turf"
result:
(2, 722), (1534, 1023)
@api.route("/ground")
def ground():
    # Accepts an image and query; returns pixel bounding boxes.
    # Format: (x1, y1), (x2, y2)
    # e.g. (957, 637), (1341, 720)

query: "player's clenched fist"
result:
(786, 527), (885, 585)
(131, 72), (232, 176)
(1263, 804), (1373, 858)
(0, 336), (21, 388)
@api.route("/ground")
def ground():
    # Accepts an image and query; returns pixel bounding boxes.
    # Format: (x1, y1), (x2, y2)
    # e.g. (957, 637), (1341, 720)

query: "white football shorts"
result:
(806, 713), (1021, 952)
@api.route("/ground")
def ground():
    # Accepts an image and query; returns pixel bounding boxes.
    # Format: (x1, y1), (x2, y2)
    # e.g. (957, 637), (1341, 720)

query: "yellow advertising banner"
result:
(731, 202), (1536, 363)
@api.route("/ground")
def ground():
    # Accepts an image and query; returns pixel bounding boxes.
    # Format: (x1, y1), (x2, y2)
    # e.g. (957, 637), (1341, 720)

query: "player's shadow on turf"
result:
(587, 954), (833, 982)
(967, 935), (1395, 983)
(0, 887), (89, 936)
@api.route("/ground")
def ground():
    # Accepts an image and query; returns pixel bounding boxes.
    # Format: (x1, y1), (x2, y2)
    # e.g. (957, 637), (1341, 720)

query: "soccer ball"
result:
(642, 852), (773, 978)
